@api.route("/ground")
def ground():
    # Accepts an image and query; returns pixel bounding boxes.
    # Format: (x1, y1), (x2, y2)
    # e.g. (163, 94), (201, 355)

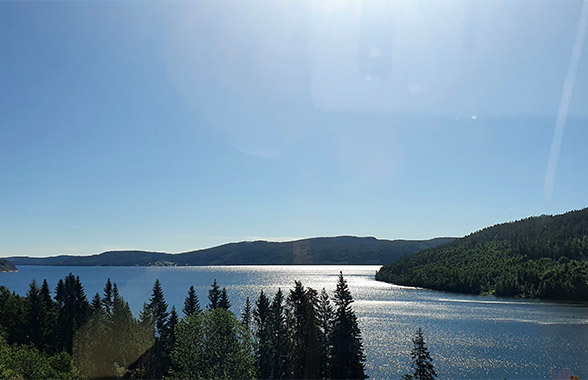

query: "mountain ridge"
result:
(4, 236), (455, 266)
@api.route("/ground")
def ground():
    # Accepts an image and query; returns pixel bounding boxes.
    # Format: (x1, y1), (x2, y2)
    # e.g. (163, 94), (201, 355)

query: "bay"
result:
(1, 265), (587, 379)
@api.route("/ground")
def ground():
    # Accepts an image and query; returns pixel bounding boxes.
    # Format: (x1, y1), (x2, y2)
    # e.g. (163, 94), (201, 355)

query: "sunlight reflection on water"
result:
(1, 265), (587, 379)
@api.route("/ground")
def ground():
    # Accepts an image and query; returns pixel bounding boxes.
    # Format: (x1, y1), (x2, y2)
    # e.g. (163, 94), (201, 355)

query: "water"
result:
(1, 265), (587, 379)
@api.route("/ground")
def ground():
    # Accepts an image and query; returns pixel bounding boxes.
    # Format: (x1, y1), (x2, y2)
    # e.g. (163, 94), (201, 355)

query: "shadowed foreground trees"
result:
(0, 273), (371, 380)
(403, 328), (437, 380)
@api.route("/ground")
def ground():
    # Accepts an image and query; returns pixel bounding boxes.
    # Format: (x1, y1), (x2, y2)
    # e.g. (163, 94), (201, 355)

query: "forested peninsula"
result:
(0, 259), (16, 272)
(376, 208), (588, 301)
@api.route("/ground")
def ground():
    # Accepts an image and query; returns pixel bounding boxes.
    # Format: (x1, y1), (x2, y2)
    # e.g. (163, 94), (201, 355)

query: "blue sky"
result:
(1, 0), (587, 257)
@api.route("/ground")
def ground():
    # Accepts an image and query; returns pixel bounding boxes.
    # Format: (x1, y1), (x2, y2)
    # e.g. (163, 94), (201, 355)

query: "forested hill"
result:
(0, 259), (17, 272)
(376, 208), (588, 301)
(5, 236), (454, 266)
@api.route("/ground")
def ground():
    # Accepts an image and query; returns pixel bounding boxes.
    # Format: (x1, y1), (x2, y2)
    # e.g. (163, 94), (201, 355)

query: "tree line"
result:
(0, 273), (438, 379)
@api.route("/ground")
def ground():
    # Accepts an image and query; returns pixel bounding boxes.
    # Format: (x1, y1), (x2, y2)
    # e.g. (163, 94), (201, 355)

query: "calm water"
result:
(1, 265), (587, 379)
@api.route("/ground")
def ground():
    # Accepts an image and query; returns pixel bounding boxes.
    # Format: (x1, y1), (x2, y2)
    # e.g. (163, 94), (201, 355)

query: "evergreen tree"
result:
(406, 328), (437, 380)
(148, 279), (169, 336)
(40, 279), (57, 352)
(208, 279), (221, 310)
(330, 272), (367, 380)
(169, 306), (179, 347)
(24, 279), (45, 350)
(317, 288), (334, 379)
(90, 293), (103, 315)
(219, 287), (231, 310)
(254, 290), (272, 379)
(241, 296), (252, 331)
(148, 279), (172, 378)
(269, 288), (288, 379)
(286, 281), (321, 379)
(55, 274), (90, 354)
(102, 278), (114, 316)
(183, 285), (200, 317)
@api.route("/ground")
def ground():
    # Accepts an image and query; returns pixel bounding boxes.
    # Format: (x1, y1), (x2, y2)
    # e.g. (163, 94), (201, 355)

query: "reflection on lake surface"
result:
(1, 265), (587, 379)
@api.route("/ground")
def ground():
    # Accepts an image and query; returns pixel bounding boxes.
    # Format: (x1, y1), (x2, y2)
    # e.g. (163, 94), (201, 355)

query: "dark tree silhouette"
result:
(241, 296), (252, 331)
(219, 287), (231, 310)
(330, 272), (367, 380)
(208, 279), (221, 310)
(183, 285), (200, 317)
(406, 328), (437, 380)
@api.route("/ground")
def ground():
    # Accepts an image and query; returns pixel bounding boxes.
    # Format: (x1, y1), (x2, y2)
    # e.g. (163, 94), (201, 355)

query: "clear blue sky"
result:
(1, 0), (587, 257)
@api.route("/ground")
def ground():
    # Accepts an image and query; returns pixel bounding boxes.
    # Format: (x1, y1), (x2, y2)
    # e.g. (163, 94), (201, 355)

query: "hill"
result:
(0, 259), (17, 272)
(376, 208), (588, 301)
(5, 236), (455, 266)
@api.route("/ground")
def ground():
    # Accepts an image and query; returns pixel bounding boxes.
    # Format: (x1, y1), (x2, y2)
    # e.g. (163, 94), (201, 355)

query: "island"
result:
(0, 259), (17, 272)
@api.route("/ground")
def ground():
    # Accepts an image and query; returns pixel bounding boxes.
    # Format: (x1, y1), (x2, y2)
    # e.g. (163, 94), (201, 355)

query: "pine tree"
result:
(219, 287), (231, 310)
(241, 296), (252, 331)
(90, 293), (103, 315)
(407, 328), (437, 380)
(317, 288), (334, 379)
(25, 279), (45, 350)
(269, 288), (289, 379)
(168, 306), (179, 347)
(208, 279), (221, 310)
(254, 290), (272, 379)
(148, 279), (169, 336)
(183, 285), (200, 317)
(40, 279), (57, 353)
(287, 281), (321, 379)
(102, 278), (114, 316)
(330, 272), (367, 380)
(55, 274), (90, 354)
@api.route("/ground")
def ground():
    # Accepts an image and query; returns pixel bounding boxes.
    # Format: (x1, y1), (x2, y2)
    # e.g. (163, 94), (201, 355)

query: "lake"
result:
(1, 265), (587, 379)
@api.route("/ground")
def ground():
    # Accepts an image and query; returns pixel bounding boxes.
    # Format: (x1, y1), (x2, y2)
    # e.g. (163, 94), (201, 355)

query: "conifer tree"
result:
(168, 306), (179, 347)
(25, 279), (45, 350)
(55, 274), (90, 353)
(90, 293), (103, 315)
(241, 296), (252, 331)
(287, 281), (321, 379)
(269, 288), (289, 379)
(183, 285), (200, 317)
(254, 290), (272, 379)
(208, 279), (221, 309)
(102, 278), (114, 316)
(330, 272), (367, 380)
(406, 328), (437, 380)
(40, 279), (57, 353)
(148, 279), (169, 336)
(317, 288), (334, 379)
(219, 287), (231, 310)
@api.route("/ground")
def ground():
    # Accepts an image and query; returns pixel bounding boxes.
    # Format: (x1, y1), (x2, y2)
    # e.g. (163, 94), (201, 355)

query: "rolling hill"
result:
(5, 236), (455, 266)
(376, 208), (588, 301)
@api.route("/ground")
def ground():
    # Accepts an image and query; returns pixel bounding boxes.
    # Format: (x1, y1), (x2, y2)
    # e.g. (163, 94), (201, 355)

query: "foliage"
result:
(376, 208), (588, 300)
(170, 309), (255, 380)
(0, 337), (77, 379)
(183, 285), (200, 317)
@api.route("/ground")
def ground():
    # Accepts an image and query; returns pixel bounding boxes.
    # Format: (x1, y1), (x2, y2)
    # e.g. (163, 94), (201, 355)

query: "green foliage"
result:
(317, 288), (334, 379)
(241, 297), (252, 331)
(376, 208), (588, 300)
(170, 309), (255, 380)
(219, 288), (231, 310)
(73, 279), (154, 379)
(0, 337), (77, 379)
(254, 291), (272, 379)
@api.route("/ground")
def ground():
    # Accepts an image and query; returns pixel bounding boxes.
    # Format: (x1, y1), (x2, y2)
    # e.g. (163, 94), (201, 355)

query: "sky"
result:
(1, 0), (587, 257)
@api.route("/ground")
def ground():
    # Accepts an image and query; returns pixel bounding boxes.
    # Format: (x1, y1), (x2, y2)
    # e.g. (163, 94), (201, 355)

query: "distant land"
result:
(0, 259), (17, 272)
(376, 207), (588, 301)
(4, 236), (455, 266)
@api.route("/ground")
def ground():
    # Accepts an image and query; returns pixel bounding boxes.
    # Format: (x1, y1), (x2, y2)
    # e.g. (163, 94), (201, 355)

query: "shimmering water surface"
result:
(1, 265), (587, 379)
